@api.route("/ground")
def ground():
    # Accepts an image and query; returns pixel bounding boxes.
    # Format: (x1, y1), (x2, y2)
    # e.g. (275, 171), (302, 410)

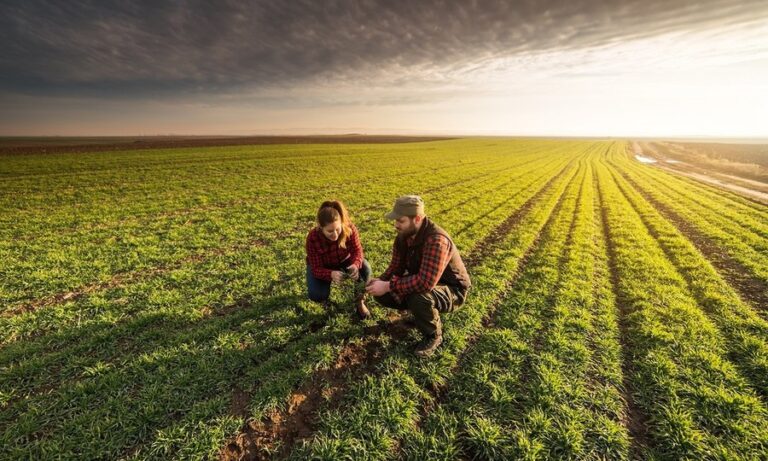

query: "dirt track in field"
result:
(632, 142), (768, 205)
(220, 314), (411, 461)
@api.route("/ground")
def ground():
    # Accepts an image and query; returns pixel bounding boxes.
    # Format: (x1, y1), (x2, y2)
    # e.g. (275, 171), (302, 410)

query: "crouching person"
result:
(366, 195), (471, 357)
(306, 200), (371, 319)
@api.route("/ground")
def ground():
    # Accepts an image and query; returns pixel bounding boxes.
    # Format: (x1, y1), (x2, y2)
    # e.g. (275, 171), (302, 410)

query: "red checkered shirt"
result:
(380, 232), (452, 302)
(305, 223), (364, 281)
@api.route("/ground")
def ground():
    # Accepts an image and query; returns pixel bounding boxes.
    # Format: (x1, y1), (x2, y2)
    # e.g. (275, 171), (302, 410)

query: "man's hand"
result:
(331, 271), (345, 284)
(346, 265), (359, 281)
(365, 278), (390, 296)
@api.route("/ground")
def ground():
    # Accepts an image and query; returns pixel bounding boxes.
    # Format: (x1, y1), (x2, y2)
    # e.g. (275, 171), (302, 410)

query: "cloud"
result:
(1, 0), (765, 99)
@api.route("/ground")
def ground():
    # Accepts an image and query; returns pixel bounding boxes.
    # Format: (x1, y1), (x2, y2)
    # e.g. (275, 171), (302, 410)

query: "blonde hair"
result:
(317, 200), (352, 248)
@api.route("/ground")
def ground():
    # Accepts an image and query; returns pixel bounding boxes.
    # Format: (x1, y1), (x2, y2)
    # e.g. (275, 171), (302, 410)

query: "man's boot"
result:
(355, 294), (371, 320)
(414, 333), (443, 357)
(415, 317), (442, 357)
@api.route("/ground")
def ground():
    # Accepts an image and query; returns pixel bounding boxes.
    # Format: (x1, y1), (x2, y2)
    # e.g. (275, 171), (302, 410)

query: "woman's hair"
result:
(317, 200), (352, 248)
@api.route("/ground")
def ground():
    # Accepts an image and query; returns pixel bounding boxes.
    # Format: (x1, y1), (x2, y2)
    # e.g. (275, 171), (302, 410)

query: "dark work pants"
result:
(374, 285), (463, 338)
(306, 259), (372, 302)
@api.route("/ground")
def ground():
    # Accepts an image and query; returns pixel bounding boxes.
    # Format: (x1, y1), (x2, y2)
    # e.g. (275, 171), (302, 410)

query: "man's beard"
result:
(397, 223), (417, 238)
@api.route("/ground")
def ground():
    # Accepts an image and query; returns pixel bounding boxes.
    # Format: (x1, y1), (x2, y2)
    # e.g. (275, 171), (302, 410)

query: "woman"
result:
(305, 200), (371, 319)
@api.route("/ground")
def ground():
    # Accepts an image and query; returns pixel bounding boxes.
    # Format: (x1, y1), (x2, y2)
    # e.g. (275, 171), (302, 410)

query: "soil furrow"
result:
(463, 159), (574, 268)
(595, 160), (650, 459)
(414, 161), (579, 433)
(614, 166), (768, 314)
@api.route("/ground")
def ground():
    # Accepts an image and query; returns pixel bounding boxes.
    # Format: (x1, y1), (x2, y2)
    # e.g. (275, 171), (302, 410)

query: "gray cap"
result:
(385, 195), (425, 219)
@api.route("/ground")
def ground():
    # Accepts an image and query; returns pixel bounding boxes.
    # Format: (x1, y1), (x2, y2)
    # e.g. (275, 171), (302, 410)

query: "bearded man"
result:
(366, 195), (471, 357)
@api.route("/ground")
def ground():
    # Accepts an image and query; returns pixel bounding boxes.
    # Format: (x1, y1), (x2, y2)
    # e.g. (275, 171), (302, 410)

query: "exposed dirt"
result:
(632, 142), (768, 205)
(0, 135), (456, 156)
(657, 167), (768, 205)
(616, 169), (768, 314)
(219, 315), (413, 461)
(464, 161), (573, 268)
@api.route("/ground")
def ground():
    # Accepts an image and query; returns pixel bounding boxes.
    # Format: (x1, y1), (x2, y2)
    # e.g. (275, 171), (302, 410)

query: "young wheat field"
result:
(1, 138), (767, 460)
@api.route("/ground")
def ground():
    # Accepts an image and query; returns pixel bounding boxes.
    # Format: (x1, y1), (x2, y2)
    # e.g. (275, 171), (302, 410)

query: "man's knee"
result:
(374, 293), (400, 309)
(404, 292), (435, 312)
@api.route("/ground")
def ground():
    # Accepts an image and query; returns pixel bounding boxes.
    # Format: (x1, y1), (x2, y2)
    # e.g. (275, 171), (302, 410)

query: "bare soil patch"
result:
(633, 142), (768, 205)
(219, 337), (392, 461)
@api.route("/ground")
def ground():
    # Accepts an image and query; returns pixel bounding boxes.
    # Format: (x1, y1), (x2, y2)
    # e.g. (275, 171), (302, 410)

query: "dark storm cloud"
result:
(0, 0), (764, 98)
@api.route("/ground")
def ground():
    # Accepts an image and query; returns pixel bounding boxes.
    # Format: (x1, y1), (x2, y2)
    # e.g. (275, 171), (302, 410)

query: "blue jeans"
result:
(306, 259), (372, 302)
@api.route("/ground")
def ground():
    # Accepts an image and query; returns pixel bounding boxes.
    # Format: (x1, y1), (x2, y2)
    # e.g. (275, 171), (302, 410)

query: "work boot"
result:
(355, 295), (371, 320)
(414, 334), (443, 357)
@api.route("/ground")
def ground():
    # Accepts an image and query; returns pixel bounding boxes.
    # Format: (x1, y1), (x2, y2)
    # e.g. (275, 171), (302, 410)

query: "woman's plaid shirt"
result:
(305, 223), (364, 281)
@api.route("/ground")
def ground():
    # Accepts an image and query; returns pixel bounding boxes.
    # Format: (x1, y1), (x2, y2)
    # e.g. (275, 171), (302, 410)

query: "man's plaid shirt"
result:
(380, 232), (451, 302)
(305, 223), (364, 281)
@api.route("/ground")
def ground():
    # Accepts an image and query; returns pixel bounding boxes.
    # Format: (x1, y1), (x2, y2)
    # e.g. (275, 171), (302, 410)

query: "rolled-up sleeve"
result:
(347, 224), (364, 269)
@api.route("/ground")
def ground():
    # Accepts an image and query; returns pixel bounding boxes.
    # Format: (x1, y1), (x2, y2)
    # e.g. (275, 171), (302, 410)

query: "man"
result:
(366, 195), (471, 357)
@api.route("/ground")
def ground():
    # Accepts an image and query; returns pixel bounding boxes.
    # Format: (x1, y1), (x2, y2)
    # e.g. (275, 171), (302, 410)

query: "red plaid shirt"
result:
(380, 233), (451, 301)
(306, 223), (364, 281)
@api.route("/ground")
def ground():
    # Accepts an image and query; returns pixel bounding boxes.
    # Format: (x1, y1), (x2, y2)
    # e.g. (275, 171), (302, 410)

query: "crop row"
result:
(392, 156), (629, 460)
(605, 158), (768, 398)
(608, 149), (768, 297)
(595, 150), (768, 459)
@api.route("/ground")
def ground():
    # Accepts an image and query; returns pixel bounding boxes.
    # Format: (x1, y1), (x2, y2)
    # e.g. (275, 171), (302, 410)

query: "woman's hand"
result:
(346, 265), (359, 281)
(331, 271), (345, 284)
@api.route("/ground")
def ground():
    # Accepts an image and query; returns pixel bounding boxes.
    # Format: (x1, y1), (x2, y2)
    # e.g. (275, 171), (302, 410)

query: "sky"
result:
(1, 0), (767, 138)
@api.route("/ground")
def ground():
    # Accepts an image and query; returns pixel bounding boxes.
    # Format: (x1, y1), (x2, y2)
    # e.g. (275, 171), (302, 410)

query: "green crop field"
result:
(1, 139), (767, 460)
